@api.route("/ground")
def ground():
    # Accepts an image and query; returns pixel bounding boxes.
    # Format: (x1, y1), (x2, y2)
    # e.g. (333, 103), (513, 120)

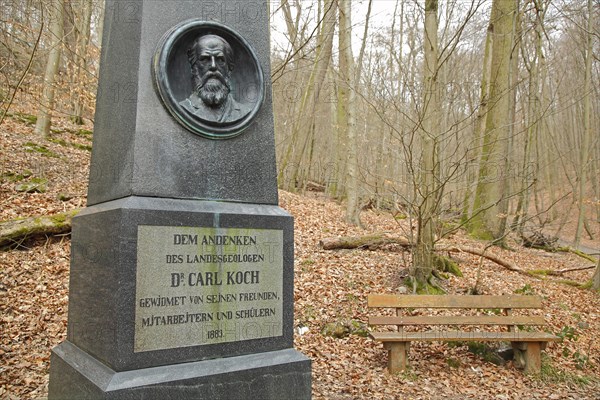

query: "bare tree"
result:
(276, 0), (336, 191)
(574, 0), (594, 247)
(35, 0), (64, 137)
(336, 0), (356, 219)
(340, 0), (372, 227)
(468, 0), (518, 242)
(408, 0), (441, 291)
(70, 0), (93, 124)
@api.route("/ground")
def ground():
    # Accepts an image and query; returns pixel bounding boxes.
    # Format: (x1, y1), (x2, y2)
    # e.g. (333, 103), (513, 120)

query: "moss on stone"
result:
(1, 170), (32, 183)
(434, 254), (463, 277)
(349, 320), (369, 337)
(321, 319), (370, 338)
(15, 179), (47, 193)
(404, 277), (445, 294)
(57, 193), (73, 201)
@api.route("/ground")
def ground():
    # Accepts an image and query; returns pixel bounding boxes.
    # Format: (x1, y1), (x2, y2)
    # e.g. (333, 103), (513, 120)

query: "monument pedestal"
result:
(50, 342), (311, 400)
(49, 197), (310, 399)
(57, 197), (297, 370)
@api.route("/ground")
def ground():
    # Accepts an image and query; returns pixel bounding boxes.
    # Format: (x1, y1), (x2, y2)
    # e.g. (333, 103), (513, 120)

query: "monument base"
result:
(49, 341), (311, 399)
(64, 196), (296, 370)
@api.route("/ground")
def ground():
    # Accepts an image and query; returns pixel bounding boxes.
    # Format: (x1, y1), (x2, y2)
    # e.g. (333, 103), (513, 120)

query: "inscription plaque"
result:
(135, 226), (283, 352)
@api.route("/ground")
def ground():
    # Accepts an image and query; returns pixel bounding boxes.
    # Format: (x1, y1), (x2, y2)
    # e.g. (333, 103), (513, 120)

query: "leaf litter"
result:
(1, 115), (599, 399)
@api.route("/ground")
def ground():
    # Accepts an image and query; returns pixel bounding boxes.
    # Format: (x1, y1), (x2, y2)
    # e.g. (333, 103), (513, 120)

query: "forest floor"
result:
(1, 111), (599, 399)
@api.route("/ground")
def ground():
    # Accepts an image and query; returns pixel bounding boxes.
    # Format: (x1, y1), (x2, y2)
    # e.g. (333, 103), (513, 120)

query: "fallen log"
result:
(546, 265), (597, 276)
(437, 245), (526, 274)
(0, 209), (79, 248)
(319, 235), (528, 274)
(319, 234), (411, 250)
(305, 181), (326, 192)
(557, 247), (599, 264)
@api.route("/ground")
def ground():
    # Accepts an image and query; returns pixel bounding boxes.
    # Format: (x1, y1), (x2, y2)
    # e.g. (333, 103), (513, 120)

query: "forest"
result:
(0, 0), (599, 398)
(2, 0), (598, 286)
(269, 0), (599, 289)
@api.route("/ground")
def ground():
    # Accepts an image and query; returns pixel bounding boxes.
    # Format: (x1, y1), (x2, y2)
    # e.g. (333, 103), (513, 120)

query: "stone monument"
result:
(48, 1), (312, 398)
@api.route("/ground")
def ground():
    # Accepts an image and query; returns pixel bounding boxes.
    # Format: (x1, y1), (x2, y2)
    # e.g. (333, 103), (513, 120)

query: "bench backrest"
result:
(368, 295), (547, 327)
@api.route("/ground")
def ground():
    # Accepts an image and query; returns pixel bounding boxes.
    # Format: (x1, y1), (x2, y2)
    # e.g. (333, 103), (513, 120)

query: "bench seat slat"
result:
(368, 294), (542, 309)
(368, 315), (547, 326)
(370, 331), (560, 342)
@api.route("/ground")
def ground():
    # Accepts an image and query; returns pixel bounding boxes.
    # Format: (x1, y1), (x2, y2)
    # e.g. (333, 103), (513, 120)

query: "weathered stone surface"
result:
(87, 0), (277, 205)
(135, 225), (283, 352)
(65, 196), (295, 371)
(49, 1), (311, 398)
(15, 180), (46, 193)
(49, 342), (311, 400)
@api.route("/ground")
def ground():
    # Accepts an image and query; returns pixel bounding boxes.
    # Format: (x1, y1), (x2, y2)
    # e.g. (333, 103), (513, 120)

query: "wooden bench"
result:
(368, 294), (560, 374)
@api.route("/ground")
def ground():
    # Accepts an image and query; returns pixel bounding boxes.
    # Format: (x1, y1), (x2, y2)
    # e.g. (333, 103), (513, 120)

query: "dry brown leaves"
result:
(0, 110), (91, 223)
(1, 111), (89, 399)
(1, 115), (599, 399)
(282, 191), (599, 400)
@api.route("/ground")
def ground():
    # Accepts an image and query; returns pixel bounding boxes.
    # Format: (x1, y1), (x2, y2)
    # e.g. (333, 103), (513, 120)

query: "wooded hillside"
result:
(1, 0), (598, 287)
(0, 1), (599, 398)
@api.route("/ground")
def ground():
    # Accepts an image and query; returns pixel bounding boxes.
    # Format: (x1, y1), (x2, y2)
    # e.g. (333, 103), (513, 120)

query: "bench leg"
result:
(384, 342), (409, 373)
(511, 342), (542, 373)
(523, 342), (542, 374)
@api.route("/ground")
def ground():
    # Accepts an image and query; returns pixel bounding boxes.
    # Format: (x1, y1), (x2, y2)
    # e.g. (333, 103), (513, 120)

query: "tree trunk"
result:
(278, 0), (336, 191)
(513, 2), (544, 233)
(319, 234), (410, 250)
(338, 0), (361, 226)
(500, 0), (520, 238)
(592, 258), (600, 291)
(71, 0), (93, 124)
(574, 0), (593, 247)
(463, 3), (495, 222)
(410, 0), (440, 290)
(468, 0), (517, 242)
(318, 235), (524, 274)
(35, 0), (64, 137)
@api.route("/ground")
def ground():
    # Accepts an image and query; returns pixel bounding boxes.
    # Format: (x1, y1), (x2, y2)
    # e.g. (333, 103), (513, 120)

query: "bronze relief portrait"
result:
(153, 21), (264, 139)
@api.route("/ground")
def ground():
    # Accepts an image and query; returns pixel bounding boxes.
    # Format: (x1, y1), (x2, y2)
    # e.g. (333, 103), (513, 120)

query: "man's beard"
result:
(195, 73), (231, 107)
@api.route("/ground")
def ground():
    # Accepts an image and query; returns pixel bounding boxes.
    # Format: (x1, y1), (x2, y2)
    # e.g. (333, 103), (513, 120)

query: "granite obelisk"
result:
(48, 1), (311, 398)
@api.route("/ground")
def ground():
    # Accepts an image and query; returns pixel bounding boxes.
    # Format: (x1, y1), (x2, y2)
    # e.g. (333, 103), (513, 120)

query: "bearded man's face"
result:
(192, 37), (232, 107)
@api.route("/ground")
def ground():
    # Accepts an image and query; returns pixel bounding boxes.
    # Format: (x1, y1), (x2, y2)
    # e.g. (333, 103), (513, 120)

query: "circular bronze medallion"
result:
(153, 20), (264, 139)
